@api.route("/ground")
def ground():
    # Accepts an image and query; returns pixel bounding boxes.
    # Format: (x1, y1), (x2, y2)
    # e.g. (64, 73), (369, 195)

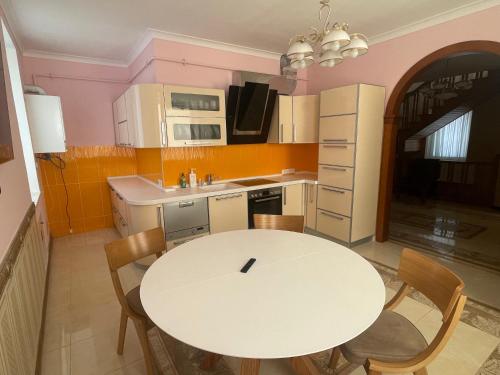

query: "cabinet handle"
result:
(323, 145), (348, 149)
(320, 211), (344, 220)
(215, 194), (242, 201)
(280, 124), (283, 143)
(322, 187), (345, 194)
(172, 239), (189, 246)
(323, 138), (348, 143)
(283, 187), (287, 205)
(309, 185), (314, 203)
(157, 206), (162, 227)
(323, 166), (347, 172)
(255, 196), (281, 203)
(179, 201), (194, 208)
(161, 120), (167, 146)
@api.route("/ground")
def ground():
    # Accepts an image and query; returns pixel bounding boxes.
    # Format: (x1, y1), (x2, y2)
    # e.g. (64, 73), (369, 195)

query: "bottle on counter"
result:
(189, 168), (197, 187)
(179, 172), (187, 188)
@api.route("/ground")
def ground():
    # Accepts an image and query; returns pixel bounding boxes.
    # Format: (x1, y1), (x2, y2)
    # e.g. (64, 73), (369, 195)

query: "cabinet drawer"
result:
(320, 85), (358, 116)
(317, 186), (352, 217)
(319, 115), (356, 143)
(317, 209), (350, 242)
(318, 144), (355, 167)
(318, 165), (354, 190)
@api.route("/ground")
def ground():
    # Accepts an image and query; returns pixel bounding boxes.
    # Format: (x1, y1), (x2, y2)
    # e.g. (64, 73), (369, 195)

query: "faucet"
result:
(205, 174), (213, 185)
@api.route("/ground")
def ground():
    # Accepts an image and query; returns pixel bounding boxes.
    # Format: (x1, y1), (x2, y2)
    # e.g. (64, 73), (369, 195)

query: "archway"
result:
(376, 40), (500, 241)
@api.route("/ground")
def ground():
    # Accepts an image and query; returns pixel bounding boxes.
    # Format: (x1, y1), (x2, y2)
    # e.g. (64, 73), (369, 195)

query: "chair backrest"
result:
(398, 248), (464, 321)
(104, 227), (166, 318)
(253, 214), (304, 233)
(104, 227), (166, 271)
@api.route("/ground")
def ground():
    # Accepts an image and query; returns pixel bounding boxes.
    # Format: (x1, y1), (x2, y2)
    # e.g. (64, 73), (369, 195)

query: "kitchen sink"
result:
(198, 183), (237, 191)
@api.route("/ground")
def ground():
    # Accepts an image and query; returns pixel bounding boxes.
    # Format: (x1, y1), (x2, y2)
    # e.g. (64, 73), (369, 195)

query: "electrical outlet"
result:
(282, 168), (296, 175)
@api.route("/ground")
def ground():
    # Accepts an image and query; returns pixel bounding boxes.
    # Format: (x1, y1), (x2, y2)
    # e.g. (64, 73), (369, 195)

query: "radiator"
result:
(0, 207), (48, 374)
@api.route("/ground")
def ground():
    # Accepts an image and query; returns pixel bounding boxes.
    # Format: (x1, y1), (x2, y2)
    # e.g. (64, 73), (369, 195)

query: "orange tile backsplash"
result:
(39, 146), (136, 237)
(136, 148), (163, 184)
(161, 143), (319, 186)
(40, 143), (318, 237)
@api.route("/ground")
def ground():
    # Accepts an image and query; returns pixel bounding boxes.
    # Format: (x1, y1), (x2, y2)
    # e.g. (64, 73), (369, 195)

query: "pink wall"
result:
(22, 57), (129, 146)
(149, 38), (308, 94)
(0, 11), (33, 261)
(307, 5), (500, 106)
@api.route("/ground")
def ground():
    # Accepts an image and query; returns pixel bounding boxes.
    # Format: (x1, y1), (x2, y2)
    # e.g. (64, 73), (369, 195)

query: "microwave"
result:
(164, 117), (227, 147)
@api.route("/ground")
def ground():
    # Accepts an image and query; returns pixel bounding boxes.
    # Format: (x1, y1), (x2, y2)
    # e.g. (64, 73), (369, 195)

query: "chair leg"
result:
(414, 368), (428, 375)
(117, 308), (128, 355)
(133, 319), (155, 375)
(364, 362), (381, 375)
(200, 352), (222, 370)
(241, 359), (260, 375)
(328, 347), (341, 370)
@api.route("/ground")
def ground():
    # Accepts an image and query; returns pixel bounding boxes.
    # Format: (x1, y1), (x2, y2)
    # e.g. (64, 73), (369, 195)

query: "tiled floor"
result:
(390, 200), (500, 273)
(41, 228), (500, 374)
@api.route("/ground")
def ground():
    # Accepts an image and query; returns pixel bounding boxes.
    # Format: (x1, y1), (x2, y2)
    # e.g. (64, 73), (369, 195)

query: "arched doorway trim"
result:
(376, 40), (500, 241)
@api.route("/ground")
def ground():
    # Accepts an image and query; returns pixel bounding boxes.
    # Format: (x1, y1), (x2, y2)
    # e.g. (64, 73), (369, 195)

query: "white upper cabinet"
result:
(164, 85), (226, 118)
(125, 84), (164, 148)
(268, 95), (319, 144)
(112, 84), (227, 148)
(292, 95), (319, 143)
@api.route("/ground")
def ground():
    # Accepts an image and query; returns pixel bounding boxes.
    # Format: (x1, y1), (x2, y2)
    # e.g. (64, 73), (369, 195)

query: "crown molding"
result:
(22, 49), (128, 67)
(0, 0), (25, 52)
(369, 0), (500, 45)
(127, 28), (282, 65)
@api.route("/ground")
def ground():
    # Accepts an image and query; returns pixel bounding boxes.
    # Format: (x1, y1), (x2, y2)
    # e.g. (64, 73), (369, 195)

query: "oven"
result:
(247, 187), (283, 228)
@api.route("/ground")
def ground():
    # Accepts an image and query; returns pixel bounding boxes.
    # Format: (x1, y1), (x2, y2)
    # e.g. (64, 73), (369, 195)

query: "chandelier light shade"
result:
(319, 50), (344, 67)
(285, 0), (368, 69)
(291, 56), (314, 70)
(286, 40), (314, 60)
(340, 33), (368, 58)
(321, 25), (350, 51)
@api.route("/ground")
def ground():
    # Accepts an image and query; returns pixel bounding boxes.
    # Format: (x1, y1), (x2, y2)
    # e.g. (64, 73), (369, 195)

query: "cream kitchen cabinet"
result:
(317, 84), (385, 245)
(304, 184), (317, 230)
(113, 94), (132, 147)
(112, 84), (165, 148)
(268, 95), (319, 144)
(282, 184), (304, 215)
(110, 186), (163, 239)
(209, 192), (248, 233)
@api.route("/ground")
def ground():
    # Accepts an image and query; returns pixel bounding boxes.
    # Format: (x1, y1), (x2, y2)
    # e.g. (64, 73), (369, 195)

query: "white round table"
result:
(141, 230), (385, 374)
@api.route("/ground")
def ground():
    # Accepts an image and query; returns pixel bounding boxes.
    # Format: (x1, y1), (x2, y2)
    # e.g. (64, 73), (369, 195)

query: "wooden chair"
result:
(104, 227), (166, 375)
(328, 248), (466, 375)
(253, 214), (304, 233)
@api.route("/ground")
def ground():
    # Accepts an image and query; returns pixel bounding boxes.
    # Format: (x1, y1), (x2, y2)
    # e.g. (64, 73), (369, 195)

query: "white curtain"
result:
(425, 111), (472, 161)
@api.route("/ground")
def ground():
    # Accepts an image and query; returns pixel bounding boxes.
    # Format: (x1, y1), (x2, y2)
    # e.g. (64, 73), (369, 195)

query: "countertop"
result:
(107, 172), (318, 206)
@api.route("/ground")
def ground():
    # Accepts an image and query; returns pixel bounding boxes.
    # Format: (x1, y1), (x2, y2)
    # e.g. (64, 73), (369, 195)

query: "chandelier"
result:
(285, 0), (368, 69)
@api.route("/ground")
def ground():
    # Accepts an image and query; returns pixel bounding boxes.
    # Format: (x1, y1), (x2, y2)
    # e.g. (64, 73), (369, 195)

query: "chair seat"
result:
(341, 310), (428, 365)
(126, 286), (148, 318)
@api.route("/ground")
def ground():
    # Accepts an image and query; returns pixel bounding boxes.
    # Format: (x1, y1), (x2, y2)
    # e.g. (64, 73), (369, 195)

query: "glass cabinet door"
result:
(164, 86), (226, 117)
(166, 117), (227, 147)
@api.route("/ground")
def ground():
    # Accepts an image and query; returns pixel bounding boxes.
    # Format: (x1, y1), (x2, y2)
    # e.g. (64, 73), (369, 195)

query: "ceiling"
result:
(2, 0), (498, 65)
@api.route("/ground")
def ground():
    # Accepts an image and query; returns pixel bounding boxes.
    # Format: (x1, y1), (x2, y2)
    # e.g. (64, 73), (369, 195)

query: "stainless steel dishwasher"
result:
(163, 198), (210, 250)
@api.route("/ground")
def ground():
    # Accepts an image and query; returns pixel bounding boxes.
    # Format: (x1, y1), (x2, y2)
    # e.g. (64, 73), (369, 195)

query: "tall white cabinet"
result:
(316, 84), (385, 245)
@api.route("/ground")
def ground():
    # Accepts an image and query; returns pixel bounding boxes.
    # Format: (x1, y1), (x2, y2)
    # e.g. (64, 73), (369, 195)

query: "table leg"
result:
(241, 358), (260, 374)
(289, 356), (320, 375)
(200, 352), (222, 370)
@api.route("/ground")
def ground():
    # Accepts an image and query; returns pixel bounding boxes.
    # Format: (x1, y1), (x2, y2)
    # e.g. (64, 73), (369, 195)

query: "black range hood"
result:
(226, 82), (277, 144)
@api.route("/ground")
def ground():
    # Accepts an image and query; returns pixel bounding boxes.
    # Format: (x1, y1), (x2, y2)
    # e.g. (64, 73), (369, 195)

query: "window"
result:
(425, 111), (472, 161)
(2, 20), (40, 202)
